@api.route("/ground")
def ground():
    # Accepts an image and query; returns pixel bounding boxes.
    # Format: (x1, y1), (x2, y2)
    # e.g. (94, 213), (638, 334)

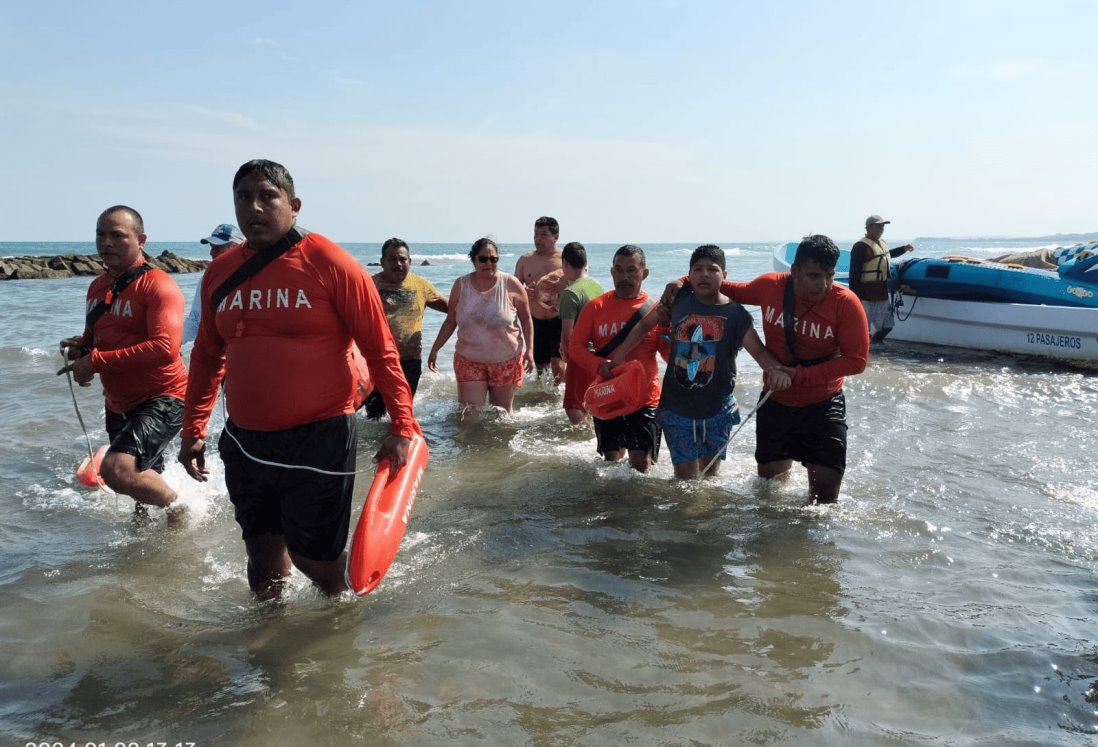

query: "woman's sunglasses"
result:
(476, 255), (500, 264)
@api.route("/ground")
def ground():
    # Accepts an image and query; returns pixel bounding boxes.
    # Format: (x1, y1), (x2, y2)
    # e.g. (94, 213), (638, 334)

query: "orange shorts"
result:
(454, 351), (525, 388)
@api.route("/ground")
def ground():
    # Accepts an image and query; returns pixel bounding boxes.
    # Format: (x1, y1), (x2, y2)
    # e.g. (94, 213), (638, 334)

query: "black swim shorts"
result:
(105, 396), (184, 473)
(218, 414), (357, 562)
(754, 391), (848, 475)
(532, 316), (563, 366)
(593, 406), (661, 461)
(363, 358), (422, 419)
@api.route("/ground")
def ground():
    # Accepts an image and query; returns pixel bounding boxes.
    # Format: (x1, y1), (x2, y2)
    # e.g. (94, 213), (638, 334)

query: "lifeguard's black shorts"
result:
(105, 396), (183, 473)
(593, 406), (661, 461)
(754, 391), (847, 475)
(218, 414), (357, 562)
(532, 316), (563, 365)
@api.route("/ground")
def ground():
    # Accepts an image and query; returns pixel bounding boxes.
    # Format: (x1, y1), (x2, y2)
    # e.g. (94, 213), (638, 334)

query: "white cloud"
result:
(179, 105), (265, 133)
(945, 59), (1039, 82)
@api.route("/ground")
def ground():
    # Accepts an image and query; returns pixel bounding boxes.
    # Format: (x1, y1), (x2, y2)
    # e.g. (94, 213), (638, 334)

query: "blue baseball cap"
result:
(200, 224), (245, 245)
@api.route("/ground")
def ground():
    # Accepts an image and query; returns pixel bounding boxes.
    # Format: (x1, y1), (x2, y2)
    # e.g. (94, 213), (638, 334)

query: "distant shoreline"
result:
(913, 232), (1098, 243)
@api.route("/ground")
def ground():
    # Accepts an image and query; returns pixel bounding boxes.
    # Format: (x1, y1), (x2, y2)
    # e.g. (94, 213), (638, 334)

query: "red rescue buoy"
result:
(76, 444), (108, 488)
(583, 359), (648, 420)
(346, 433), (429, 596)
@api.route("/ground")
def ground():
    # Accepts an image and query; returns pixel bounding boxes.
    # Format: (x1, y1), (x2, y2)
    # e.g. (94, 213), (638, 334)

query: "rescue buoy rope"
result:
(61, 350), (97, 465)
(219, 398), (358, 476)
(60, 348), (109, 492)
(701, 389), (772, 478)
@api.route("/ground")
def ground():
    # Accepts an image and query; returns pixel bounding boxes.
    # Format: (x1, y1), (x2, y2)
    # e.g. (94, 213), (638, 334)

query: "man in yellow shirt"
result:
(364, 238), (448, 418)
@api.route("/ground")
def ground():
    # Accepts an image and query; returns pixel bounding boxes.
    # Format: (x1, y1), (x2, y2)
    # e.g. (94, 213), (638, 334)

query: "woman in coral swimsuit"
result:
(428, 238), (534, 420)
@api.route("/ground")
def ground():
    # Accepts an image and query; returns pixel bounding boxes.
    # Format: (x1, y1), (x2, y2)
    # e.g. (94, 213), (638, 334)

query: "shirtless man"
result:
(514, 216), (564, 383)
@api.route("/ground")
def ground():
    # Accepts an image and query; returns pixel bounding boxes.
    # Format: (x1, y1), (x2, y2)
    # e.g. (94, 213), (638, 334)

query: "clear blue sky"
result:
(2, 1), (1096, 243)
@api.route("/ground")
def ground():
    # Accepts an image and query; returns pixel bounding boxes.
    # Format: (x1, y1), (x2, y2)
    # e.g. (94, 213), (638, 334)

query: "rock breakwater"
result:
(0, 251), (208, 280)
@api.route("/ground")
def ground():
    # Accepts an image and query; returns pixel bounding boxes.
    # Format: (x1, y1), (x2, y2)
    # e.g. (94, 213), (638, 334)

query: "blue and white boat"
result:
(773, 241), (851, 281)
(772, 241), (1098, 364)
(891, 254), (1098, 308)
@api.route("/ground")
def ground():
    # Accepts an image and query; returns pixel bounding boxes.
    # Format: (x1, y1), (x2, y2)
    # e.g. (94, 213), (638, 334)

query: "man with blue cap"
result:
(183, 224), (245, 344)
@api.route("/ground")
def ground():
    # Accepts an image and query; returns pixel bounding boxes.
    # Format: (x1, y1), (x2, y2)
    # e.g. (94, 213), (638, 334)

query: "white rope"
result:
(60, 348), (112, 496)
(219, 397), (358, 476)
(700, 389), (773, 478)
(61, 350), (96, 463)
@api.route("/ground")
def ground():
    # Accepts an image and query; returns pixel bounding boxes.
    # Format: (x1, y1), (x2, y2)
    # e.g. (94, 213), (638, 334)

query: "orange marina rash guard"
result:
(182, 232), (420, 440)
(81, 262), (188, 414)
(720, 273), (868, 407)
(568, 290), (664, 408)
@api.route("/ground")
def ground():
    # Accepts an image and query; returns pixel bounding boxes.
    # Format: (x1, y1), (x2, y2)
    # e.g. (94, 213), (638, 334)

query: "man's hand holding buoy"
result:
(374, 434), (412, 470)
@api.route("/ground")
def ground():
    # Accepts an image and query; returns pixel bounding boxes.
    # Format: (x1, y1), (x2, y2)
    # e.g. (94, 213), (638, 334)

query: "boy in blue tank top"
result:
(611, 245), (790, 478)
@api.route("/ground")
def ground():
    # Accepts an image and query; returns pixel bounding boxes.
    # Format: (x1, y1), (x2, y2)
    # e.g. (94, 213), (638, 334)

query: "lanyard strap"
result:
(209, 226), (308, 313)
(594, 298), (655, 358)
(83, 263), (153, 350)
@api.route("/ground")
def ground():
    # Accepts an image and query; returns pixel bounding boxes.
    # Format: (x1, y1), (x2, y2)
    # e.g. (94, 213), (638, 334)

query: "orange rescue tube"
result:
(76, 444), (108, 488)
(346, 433), (429, 596)
(583, 359), (648, 420)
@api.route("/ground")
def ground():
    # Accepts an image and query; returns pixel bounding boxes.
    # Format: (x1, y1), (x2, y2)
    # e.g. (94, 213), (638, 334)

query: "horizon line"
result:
(3, 233), (1097, 246)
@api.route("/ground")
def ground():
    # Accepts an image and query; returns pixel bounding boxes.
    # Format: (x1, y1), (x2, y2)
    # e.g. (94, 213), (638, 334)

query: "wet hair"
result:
(381, 237), (409, 259)
(469, 237), (498, 259)
(793, 234), (840, 270)
(534, 216), (560, 238)
(232, 159), (296, 199)
(689, 244), (725, 271)
(614, 244), (646, 267)
(98, 205), (144, 235)
(561, 241), (587, 270)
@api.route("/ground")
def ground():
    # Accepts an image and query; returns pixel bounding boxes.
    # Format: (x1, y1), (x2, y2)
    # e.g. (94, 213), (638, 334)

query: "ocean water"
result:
(1, 237), (1096, 745)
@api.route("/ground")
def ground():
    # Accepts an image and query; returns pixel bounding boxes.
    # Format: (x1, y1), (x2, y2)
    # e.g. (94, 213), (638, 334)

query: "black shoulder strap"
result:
(595, 297), (655, 358)
(783, 275), (798, 364)
(84, 263), (154, 348)
(782, 275), (838, 368)
(210, 227), (307, 313)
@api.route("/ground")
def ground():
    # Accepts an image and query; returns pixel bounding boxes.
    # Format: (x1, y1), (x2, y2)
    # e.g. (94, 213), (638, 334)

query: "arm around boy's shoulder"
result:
(719, 275), (768, 305)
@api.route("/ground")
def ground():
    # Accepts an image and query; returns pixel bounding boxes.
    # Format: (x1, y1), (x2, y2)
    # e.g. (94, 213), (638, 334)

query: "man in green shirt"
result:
(558, 242), (605, 424)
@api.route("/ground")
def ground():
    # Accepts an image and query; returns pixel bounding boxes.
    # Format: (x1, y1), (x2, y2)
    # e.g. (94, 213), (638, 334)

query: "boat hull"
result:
(773, 241), (851, 280)
(889, 295), (1098, 363)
